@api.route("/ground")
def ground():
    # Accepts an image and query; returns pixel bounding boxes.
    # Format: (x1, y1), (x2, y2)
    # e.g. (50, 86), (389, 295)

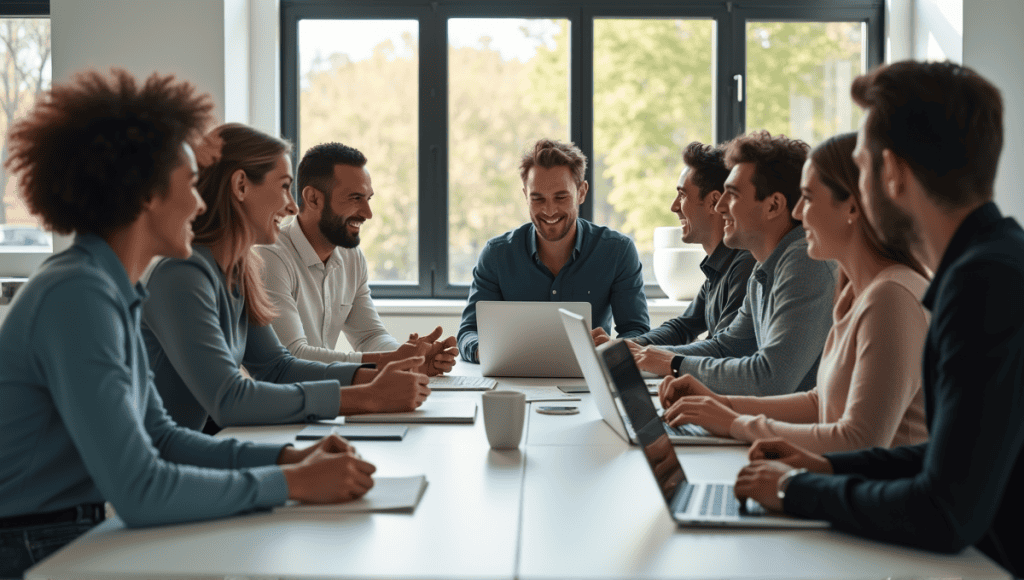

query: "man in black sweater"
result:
(732, 60), (1024, 577)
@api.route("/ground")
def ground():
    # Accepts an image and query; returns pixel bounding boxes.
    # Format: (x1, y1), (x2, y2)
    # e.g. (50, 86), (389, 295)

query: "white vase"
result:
(653, 227), (705, 300)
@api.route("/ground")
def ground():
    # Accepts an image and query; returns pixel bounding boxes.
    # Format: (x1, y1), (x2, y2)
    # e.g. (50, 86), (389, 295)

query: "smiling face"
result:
(319, 164), (374, 249)
(240, 153), (297, 245)
(792, 159), (854, 262)
(146, 143), (206, 259)
(716, 162), (767, 252)
(672, 166), (715, 246)
(524, 165), (587, 244)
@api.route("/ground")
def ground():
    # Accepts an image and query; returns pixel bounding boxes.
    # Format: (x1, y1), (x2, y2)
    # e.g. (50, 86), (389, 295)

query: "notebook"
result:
(631, 401), (830, 529)
(477, 301), (591, 378)
(339, 401), (478, 424)
(559, 309), (742, 446)
(276, 475), (428, 513)
(296, 424), (408, 441)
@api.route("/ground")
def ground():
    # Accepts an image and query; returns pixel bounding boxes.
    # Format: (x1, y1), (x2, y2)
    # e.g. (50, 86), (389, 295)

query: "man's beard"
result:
(868, 171), (918, 251)
(319, 203), (361, 249)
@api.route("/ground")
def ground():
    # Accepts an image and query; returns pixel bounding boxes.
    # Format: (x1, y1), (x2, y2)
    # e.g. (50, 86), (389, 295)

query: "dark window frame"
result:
(281, 0), (884, 299)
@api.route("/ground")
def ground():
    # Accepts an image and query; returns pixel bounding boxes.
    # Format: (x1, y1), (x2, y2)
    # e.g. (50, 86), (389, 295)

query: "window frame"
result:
(0, 0), (52, 278)
(280, 0), (884, 300)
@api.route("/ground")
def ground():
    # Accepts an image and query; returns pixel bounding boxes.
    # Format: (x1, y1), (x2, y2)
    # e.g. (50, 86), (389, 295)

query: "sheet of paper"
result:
(499, 385), (582, 402)
(276, 475), (428, 513)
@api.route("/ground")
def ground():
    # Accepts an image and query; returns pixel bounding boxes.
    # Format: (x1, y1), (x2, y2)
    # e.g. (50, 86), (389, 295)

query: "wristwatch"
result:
(776, 467), (808, 500)
(670, 355), (684, 377)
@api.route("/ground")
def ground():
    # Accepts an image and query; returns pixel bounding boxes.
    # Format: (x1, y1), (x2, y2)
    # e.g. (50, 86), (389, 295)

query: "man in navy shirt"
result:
(734, 60), (1024, 577)
(457, 139), (649, 363)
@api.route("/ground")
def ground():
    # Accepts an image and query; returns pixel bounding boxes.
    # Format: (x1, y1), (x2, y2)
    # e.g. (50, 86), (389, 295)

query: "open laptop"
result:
(478, 301), (591, 378)
(559, 309), (741, 445)
(631, 391), (831, 529)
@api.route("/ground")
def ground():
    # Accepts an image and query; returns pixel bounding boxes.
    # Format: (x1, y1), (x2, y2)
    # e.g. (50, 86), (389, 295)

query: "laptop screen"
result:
(599, 341), (687, 505)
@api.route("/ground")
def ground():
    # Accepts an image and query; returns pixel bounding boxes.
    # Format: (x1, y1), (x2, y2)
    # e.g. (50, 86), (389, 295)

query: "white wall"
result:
(914, 0), (963, 61)
(963, 0), (1024, 222)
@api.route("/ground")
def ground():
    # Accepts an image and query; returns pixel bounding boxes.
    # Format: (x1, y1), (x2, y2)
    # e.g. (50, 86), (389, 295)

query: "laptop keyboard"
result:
(427, 376), (497, 390)
(700, 484), (740, 516)
(677, 484), (769, 518)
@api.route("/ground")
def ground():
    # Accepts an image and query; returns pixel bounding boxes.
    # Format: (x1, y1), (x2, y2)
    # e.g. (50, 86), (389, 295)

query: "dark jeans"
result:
(0, 515), (99, 579)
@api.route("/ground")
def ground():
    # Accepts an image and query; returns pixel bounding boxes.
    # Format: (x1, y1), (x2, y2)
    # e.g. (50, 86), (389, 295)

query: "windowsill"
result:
(373, 298), (691, 317)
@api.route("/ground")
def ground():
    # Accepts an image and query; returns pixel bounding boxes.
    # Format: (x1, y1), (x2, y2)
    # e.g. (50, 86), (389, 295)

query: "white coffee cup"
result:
(482, 390), (526, 449)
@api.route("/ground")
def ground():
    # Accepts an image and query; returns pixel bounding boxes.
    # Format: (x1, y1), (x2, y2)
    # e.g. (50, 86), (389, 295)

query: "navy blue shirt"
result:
(633, 242), (755, 346)
(458, 219), (649, 362)
(785, 203), (1024, 576)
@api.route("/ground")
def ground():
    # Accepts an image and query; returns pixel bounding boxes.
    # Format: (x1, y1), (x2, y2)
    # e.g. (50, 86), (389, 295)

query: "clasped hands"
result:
(278, 433), (376, 504)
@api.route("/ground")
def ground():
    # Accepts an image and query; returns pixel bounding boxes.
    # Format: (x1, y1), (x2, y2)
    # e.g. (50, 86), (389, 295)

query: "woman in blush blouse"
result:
(658, 132), (930, 453)
(140, 123), (432, 432)
(0, 70), (374, 578)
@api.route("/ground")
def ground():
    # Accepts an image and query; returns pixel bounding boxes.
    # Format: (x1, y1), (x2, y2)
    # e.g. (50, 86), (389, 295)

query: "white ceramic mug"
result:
(481, 391), (526, 449)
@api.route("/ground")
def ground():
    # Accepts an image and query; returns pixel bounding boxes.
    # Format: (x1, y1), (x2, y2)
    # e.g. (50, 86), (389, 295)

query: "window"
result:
(0, 1), (51, 277)
(283, 1), (883, 298)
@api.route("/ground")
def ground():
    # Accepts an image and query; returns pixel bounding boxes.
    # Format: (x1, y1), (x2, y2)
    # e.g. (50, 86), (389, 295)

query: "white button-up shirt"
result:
(256, 219), (400, 363)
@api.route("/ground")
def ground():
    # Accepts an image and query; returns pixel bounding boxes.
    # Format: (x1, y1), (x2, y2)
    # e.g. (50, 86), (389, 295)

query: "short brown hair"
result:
(851, 60), (1003, 209)
(192, 123), (292, 327)
(4, 69), (213, 236)
(519, 139), (587, 187)
(681, 141), (729, 200)
(725, 130), (809, 218)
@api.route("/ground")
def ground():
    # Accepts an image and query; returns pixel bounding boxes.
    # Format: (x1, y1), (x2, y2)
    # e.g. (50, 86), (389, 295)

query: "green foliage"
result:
(299, 19), (864, 286)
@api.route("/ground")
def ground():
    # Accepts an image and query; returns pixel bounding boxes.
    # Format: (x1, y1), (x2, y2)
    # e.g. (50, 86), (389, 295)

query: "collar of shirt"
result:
(701, 241), (741, 278)
(922, 201), (1001, 310)
(527, 217), (586, 264)
(73, 233), (148, 309)
(752, 225), (805, 288)
(283, 218), (340, 271)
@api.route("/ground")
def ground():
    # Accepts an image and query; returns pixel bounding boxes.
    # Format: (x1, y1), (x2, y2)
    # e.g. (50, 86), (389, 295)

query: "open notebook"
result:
(276, 475), (428, 513)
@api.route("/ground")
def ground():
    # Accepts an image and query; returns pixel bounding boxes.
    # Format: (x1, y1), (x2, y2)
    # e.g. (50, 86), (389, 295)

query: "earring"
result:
(848, 218), (854, 225)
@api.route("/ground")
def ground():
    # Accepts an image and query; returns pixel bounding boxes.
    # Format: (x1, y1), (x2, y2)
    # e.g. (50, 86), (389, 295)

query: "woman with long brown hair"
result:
(657, 132), (930, 453)
(141, 123), (430, 432)
(0, 72), (373, 578)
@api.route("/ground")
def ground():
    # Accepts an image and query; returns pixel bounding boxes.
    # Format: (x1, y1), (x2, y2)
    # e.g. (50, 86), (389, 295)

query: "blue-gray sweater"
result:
(141, 245), (363, 431)
(0, 235), (287, 525)
(669, 226), (836, 396)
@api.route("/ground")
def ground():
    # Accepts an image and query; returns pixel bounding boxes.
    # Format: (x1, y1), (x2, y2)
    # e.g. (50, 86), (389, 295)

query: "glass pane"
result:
(298, 19), (419, 284)
(448, 18), (570, 285)
(746, 21), (865, 146)
(593, 18), (716, 286)
(0, 18), (52, 253)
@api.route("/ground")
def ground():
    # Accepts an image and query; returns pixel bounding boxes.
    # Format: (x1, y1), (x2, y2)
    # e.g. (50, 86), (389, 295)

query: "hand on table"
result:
(633, 345), (674, 376)
(281, 442), (376, 503)
(343, 356), (431, 414)
(591, 328), (611, 346)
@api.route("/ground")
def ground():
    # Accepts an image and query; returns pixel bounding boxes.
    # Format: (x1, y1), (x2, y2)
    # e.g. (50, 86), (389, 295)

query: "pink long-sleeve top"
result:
(725, 265), (929, 453)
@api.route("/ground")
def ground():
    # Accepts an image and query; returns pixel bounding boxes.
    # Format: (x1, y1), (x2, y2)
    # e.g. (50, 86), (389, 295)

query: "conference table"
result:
(26, 363), (1010, 580)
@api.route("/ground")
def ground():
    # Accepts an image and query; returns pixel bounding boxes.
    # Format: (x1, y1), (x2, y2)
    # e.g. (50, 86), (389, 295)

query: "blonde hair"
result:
(192, 123), (291, 326)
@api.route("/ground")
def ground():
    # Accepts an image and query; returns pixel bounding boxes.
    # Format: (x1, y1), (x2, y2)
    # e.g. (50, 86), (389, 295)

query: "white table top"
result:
(26, 362), (1011, 580)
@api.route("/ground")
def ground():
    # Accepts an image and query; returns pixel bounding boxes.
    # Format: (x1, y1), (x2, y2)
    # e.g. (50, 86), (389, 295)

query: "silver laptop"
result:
(478, 301), (591, 378)
(628, 375), (831, 529)
(559, 309), (743, 446)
